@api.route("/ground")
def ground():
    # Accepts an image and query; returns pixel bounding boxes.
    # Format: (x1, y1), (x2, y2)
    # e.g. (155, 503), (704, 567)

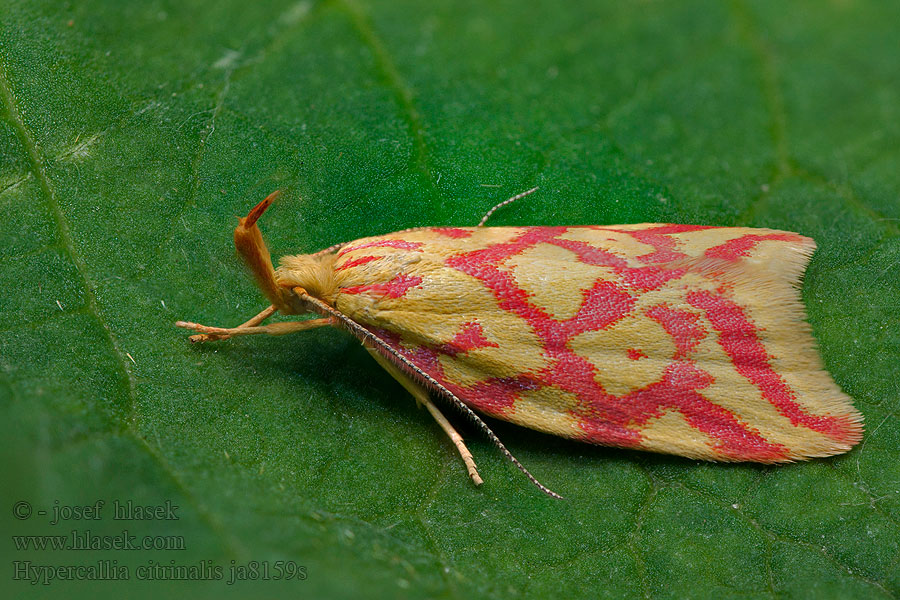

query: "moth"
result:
(177, 189), (863, 498)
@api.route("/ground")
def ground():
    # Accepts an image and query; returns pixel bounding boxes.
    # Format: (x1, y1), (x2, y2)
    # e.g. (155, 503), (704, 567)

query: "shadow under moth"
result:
(177, 189), (863, 498)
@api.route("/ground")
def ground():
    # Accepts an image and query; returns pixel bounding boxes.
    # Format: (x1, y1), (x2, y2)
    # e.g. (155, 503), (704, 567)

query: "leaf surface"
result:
(2, 1), (898, 598)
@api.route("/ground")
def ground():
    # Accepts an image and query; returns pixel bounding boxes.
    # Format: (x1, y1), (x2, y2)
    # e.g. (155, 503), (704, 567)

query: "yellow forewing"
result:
(277, 224), (862, 462)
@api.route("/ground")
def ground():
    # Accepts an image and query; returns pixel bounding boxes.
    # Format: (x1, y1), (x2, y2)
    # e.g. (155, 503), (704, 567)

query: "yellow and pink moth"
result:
(177, 189), (863, 498)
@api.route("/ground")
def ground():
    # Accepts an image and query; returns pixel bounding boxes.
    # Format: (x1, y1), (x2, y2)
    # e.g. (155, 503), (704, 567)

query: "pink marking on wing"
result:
(339, 239), (423, 255)
(431, 227), (473, 239)
(549, 238), (685, 291)
(609, 227), (692, 264)
(619, 362), (789, 461)
(334, 255), (382, 271)
(463, 375), (541, 414)
(687, 290), (858, 442)
(560, 280), (636, 341)
(646, 304), (707, 359)
(548, 238), (629, 270)
(440, 321), (499, 357)
(627, 348), (647, 360)
(704, 233), (805, 261)
(342, 273), (423, 298)
(624, 266), (687, 291)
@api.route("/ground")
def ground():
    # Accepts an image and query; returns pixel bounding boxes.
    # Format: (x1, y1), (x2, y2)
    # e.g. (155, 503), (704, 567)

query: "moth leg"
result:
(177, 315), (333, 342)
(182, 304), (278, 343)
(420, 393), (485, 487)
(365, 347), (484, 487)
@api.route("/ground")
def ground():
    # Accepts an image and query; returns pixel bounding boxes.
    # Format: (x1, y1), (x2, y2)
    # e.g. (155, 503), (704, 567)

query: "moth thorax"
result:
(275, 253), (339, 304)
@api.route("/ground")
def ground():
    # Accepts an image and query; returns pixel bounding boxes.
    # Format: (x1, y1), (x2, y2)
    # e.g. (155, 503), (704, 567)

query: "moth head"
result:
(275, 252), (339, 306)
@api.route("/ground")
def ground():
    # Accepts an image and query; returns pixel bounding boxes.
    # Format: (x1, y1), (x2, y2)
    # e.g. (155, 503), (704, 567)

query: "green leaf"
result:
(2, 0), (898, 598)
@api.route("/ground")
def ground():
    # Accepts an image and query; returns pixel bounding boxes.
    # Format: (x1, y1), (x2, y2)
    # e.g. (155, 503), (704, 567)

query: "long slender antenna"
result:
(314, 186), (541, 254)
(296, 288), (563, 499)
(478, 186), (539, 227)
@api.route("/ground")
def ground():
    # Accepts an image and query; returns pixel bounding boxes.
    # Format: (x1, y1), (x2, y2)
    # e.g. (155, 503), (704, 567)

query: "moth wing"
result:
(330, 225), (863, 462)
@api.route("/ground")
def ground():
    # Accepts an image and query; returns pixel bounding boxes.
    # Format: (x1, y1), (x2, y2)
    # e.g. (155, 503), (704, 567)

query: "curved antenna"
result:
(295, 288), (563, 499)
(478, 186), (539, 227)
(313, 186), (541, 255)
